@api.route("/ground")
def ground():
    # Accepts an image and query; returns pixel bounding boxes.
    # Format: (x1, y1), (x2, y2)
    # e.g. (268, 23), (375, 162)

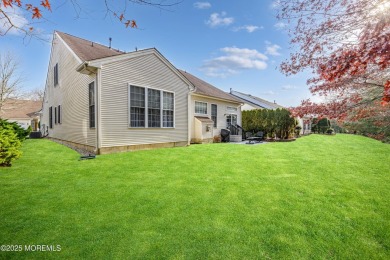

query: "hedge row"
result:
(242, 108), (298, 139)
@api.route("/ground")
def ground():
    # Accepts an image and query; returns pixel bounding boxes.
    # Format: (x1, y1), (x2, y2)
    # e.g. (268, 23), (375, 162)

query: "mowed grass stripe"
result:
(0, 134), (389, 259)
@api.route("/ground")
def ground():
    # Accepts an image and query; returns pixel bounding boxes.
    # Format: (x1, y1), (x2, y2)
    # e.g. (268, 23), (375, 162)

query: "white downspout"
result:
(96, 68), (102, 154)
(187, 92), (191, 145)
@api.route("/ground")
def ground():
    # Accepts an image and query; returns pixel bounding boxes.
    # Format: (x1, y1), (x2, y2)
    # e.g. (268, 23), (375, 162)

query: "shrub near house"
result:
(0, 119), (30, 166)
(311, 118), (335, 135)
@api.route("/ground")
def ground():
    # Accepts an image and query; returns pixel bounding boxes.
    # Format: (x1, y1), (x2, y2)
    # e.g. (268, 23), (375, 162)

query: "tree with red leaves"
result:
(0, 0), (180, 37)
(276, 0), (390, 141)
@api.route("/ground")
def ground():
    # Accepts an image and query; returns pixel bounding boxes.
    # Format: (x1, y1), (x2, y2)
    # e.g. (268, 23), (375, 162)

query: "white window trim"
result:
(195, 101), (208, 115)
(128, 84), (175, 129)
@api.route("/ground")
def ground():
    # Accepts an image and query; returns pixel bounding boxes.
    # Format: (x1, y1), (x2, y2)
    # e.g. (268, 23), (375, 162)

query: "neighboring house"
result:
(300, 117), (312, 135)
(230, 89), (284, 110)
(41, 31), (242, 154)
(229, 89), (311, 135)
(0, 99), (42, 130)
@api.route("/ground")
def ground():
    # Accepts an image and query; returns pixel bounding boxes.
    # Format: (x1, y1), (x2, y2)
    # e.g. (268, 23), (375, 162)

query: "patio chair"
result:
(255, 131), (264, 140)
(246, 131), (263, 144)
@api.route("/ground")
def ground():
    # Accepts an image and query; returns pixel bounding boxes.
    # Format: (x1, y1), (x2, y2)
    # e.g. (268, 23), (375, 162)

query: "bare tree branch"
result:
(0, 0), (182, 40)
(0, 51), (25, 112)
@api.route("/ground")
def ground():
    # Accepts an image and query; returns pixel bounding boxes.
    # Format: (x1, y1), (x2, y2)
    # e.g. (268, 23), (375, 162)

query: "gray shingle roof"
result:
(230, 90), (284, 109)
(195, 116), (214, 123)
(178, 70), (241, 103)
(56, 31), (124, 62)
(55, 31), (242, 103)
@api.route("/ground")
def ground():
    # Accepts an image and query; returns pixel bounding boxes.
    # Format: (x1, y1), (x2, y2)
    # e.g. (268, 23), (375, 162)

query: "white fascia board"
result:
(191, 93), (243, 105)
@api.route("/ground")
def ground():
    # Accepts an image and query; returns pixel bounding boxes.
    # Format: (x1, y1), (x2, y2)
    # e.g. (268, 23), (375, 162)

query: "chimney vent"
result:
(109, 37), (112, 49)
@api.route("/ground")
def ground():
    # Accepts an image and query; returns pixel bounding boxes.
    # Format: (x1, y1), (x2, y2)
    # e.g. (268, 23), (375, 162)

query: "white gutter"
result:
(76, 62), (97, 75)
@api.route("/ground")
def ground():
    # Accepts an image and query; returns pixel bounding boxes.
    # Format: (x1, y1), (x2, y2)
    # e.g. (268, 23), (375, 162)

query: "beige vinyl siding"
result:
(190, 95), (242, 139)
(41, 34), (96, 147)
(100, 53), (190, 147)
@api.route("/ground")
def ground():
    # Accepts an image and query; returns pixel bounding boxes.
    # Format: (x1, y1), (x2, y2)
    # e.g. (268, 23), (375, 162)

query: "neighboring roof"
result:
(56, 31), (125, 62)
(230, 90), (284, 109)
(178, 70), (241, 103)
(194, 116), (214, 123)
(0, 99), (42, 120)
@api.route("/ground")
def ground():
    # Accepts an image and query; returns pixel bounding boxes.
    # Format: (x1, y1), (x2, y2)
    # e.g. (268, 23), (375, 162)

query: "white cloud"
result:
(281, 85), (298, 90)
(193, 2), (211, 9)
(201, 47), (268, 78)
(265, 43), (281, 56)
(274, 22), (287, 30)
(0, 7), (29, 35)
(206, 12), (234, 28)
(220, 47), (268, 60)
(232, 25), (263, 33)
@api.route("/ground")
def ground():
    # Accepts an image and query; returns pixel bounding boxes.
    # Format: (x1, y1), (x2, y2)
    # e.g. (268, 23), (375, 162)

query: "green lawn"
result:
(1, 134), (389, 259)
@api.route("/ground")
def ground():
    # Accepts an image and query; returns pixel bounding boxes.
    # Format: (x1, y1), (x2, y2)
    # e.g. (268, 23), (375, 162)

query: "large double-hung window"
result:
(129, 85), (174, 128)
(130, 85), (146, 127)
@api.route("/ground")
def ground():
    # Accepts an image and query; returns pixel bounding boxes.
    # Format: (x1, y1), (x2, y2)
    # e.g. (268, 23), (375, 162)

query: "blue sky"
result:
(0, 0), (315, 107)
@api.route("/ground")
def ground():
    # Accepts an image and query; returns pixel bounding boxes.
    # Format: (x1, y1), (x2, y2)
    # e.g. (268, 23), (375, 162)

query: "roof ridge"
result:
(55, 31), (125, 54)
(230, 89), (284, 108)
(179, 70), (241, 103)
(179, 70), (223, 91)
(55, 30), (126, 61)
(233, 90), (271, 102)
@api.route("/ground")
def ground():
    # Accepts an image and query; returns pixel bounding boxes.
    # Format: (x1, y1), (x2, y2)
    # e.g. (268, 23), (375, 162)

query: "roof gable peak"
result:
(55, 31), (125, 62)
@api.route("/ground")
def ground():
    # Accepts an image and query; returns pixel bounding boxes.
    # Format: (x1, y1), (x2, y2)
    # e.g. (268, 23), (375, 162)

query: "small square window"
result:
(195, 101), (207, 114)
